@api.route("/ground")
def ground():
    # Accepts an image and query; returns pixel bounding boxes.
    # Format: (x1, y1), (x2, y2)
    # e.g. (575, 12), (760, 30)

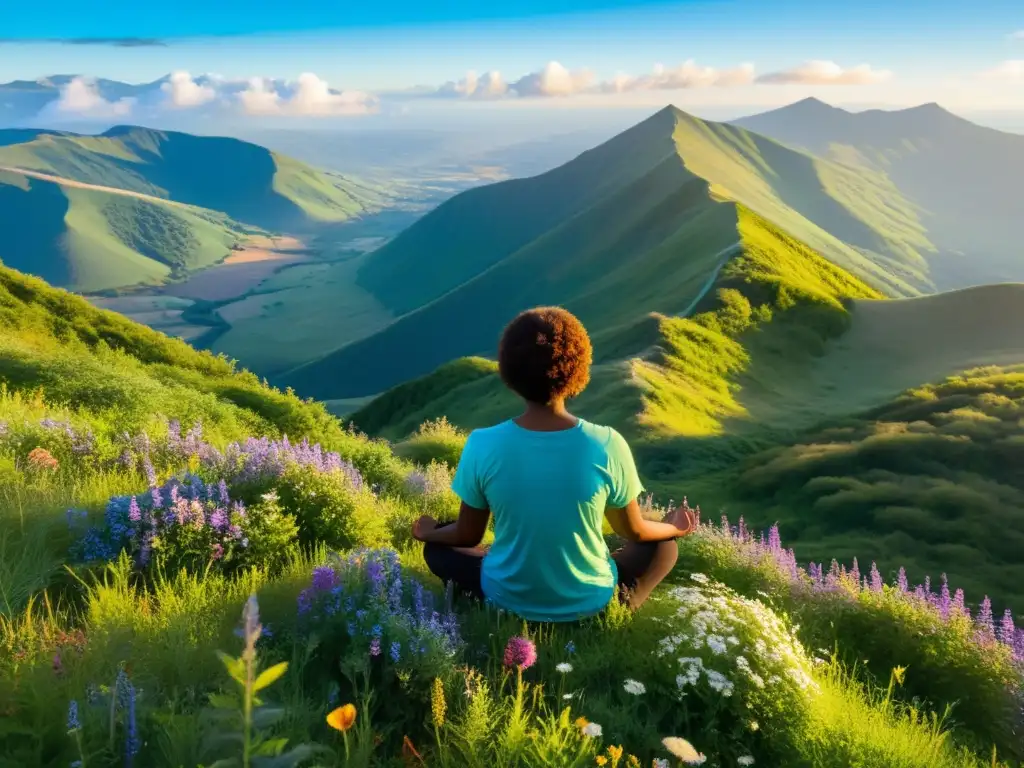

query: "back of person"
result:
(453, 417), (641, 622)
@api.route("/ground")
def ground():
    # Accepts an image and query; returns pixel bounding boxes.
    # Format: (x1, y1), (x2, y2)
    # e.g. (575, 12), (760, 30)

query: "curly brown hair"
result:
(497, 307), (593, 404)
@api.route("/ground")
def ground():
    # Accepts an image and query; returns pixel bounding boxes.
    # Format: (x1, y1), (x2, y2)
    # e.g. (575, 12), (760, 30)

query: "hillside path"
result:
(679, 242), (743, 317)
(0, 165), (191, 210)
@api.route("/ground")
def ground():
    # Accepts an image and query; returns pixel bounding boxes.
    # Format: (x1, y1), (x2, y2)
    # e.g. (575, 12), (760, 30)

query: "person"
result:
(411, 306), (698, 623)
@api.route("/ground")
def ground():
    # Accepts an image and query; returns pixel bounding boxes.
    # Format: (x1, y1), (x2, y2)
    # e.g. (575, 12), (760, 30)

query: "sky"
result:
(1, 0), (1022, 127)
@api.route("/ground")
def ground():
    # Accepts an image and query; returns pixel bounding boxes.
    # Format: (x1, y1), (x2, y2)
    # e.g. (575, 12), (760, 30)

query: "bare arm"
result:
(606, 498), (697, 543)
(413, 502), (491, 547)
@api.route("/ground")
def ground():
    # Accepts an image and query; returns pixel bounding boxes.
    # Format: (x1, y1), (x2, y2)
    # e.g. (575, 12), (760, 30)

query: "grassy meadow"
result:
(0, 259), (1023, 767)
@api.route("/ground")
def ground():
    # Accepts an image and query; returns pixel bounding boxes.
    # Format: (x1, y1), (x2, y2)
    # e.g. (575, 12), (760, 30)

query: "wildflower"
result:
(689, 573), (709, 584)
(565, 640), (576, 654)
(431, 677), (446, 728)
(556, 662), (573, 673)
(596, 757), (608, 766)
(582, 722), (603, 738)
(575, 716), (589, 728)
(623, 679), (646, 695)
(662, 737), (705, 764)
(563, 693), (574, 699)
(390, 641), (401, 662)
(327, 703), (357, 731)
(503, 636), (537, 670)
(653, 761), (670, 768)
(66, 700), (81, 733)
(607, 745), (623, 763)
(370, 637), (382, 657)
(27, 447), (58, 471)
(738, 757), (755, 766)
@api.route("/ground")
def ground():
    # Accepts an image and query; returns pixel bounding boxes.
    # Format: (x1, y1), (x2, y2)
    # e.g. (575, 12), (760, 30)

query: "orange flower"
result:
(326, 703), (357, 732)
(575, 716), (589, 729)
(27, 447), (58, 471)
(595, 757), (608, 766)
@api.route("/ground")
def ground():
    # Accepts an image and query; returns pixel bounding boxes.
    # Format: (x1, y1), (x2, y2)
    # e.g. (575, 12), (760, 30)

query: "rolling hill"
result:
(0, 126), (387, 292)
(282, 104), (1015, 401)
(733, 99), (1024, 290)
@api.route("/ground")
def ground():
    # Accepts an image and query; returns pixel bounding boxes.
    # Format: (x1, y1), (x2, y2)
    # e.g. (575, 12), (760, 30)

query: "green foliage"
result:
(727, 364), (1024, 610)
(204, 594), (326, 768)
(393, 417), (468, 468)
(272, 465), (389, 551)
(678, 525), (1024, 759)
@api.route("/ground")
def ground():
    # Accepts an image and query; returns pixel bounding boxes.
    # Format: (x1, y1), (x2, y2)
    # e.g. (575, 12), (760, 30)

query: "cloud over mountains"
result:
(0, 57), (897, 126)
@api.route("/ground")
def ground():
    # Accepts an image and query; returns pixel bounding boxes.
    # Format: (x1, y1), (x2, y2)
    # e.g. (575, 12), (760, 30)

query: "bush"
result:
(71, 474), (299, 576)
(394, 416), (467, 469)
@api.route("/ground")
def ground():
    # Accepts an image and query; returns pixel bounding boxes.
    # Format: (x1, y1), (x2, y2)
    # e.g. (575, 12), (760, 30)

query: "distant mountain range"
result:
(0, 125), (385, 292)
(280, 102), (1024, 400)
(733, 98), (1024, 290)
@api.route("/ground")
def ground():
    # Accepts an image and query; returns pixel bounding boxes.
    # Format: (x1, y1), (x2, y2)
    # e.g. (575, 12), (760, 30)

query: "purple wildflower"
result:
(370, 637), (382, 657)
(897, 568), (908, 593)
(312, 566), (337, 591)
(390, 641), (401, 662)
(999, 610), (1016, 646)
(869, 562), (883, 592)
(211, 543), (224, 561)
(977, 597), (995, 641)
(128, 496), (141, 523)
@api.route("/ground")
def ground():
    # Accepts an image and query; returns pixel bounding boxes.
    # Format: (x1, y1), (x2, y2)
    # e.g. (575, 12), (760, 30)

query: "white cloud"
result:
(757, 61), (892, 85)
(979, 60), (1024, 80)
(238, 73), (376, 116)
(510, 61), (594, 97)
(601, 61), (755, 92)
(161, 71), (216, 108)
(1011, 30), (1024, 40)
(436, 70), (509, 99)
(53, 76), (134, 118)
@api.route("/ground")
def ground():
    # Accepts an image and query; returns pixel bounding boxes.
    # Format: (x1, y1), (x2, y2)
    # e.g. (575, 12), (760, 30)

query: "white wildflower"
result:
(706, 635), (727, 655)
(582, 722), (602, 738)
(556, 662), (573, 673)
(653, 760), (670, 768)
(562, 693), (574, 700)
(689, 572), (709, 584)
(738, 757), (755, 766)
(623, 678), (646, 695)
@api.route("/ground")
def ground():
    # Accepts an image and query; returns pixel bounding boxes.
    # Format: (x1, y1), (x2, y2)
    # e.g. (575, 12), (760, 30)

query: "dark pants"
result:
(423, 524), (679, 614)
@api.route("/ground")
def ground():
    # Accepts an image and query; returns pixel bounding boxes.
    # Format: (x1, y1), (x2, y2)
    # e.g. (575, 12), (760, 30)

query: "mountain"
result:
(0, 126), (386, 292)
(281, 104), (1019, 401)
(733, 99), (1024, 290)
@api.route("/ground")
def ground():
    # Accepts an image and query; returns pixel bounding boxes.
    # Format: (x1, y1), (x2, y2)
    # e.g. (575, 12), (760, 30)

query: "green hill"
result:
(282, 105), (962, 401)
(733, 99), (1024, 290)
(0, 126), (388, 293)
(0, 168), (246, 292)
(0, 261), (346, 443)
(0, 125), (385, 230)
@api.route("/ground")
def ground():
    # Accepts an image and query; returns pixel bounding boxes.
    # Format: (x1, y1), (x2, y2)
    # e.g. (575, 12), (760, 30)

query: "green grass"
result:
(0, 260), (1021, 767)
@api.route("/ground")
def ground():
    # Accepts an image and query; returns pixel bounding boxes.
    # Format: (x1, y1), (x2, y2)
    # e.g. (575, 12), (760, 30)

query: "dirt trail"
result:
(679, 242), (743, 317)
(0, 165), (192, 209)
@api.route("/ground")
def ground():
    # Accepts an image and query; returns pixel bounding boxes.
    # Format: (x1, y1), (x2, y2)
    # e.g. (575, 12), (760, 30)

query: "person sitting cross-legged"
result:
(411, 306), (698, 622)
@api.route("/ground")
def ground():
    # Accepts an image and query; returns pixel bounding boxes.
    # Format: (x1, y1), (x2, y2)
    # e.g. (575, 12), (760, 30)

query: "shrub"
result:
(71, 474), (299, 575)
(394, 416), (467, 468)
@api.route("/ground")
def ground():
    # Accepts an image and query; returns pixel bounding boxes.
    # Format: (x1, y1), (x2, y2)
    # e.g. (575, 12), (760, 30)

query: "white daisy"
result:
(738, 757), (755, 766)
(556, 662), (573, 673)
(582, 722), (602, 738)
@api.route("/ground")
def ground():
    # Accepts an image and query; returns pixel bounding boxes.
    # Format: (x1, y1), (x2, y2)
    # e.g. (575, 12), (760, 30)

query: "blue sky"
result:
(1, 0), (1022, 118)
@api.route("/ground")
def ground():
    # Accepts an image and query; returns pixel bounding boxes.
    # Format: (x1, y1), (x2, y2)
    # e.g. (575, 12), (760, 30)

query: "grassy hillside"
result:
(711, 364), (1024, 610)
(0, 262), (349, 443)
(0, 262), (1021, 768)
(0, 126), (389, 293)
(0, 169), (246, 292)
(734, 99), (1024, 289)
(0, 125), (385, 231)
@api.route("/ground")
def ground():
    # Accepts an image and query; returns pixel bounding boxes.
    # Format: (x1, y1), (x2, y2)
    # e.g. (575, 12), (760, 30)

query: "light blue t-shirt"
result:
(451, 418), (644, 622)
